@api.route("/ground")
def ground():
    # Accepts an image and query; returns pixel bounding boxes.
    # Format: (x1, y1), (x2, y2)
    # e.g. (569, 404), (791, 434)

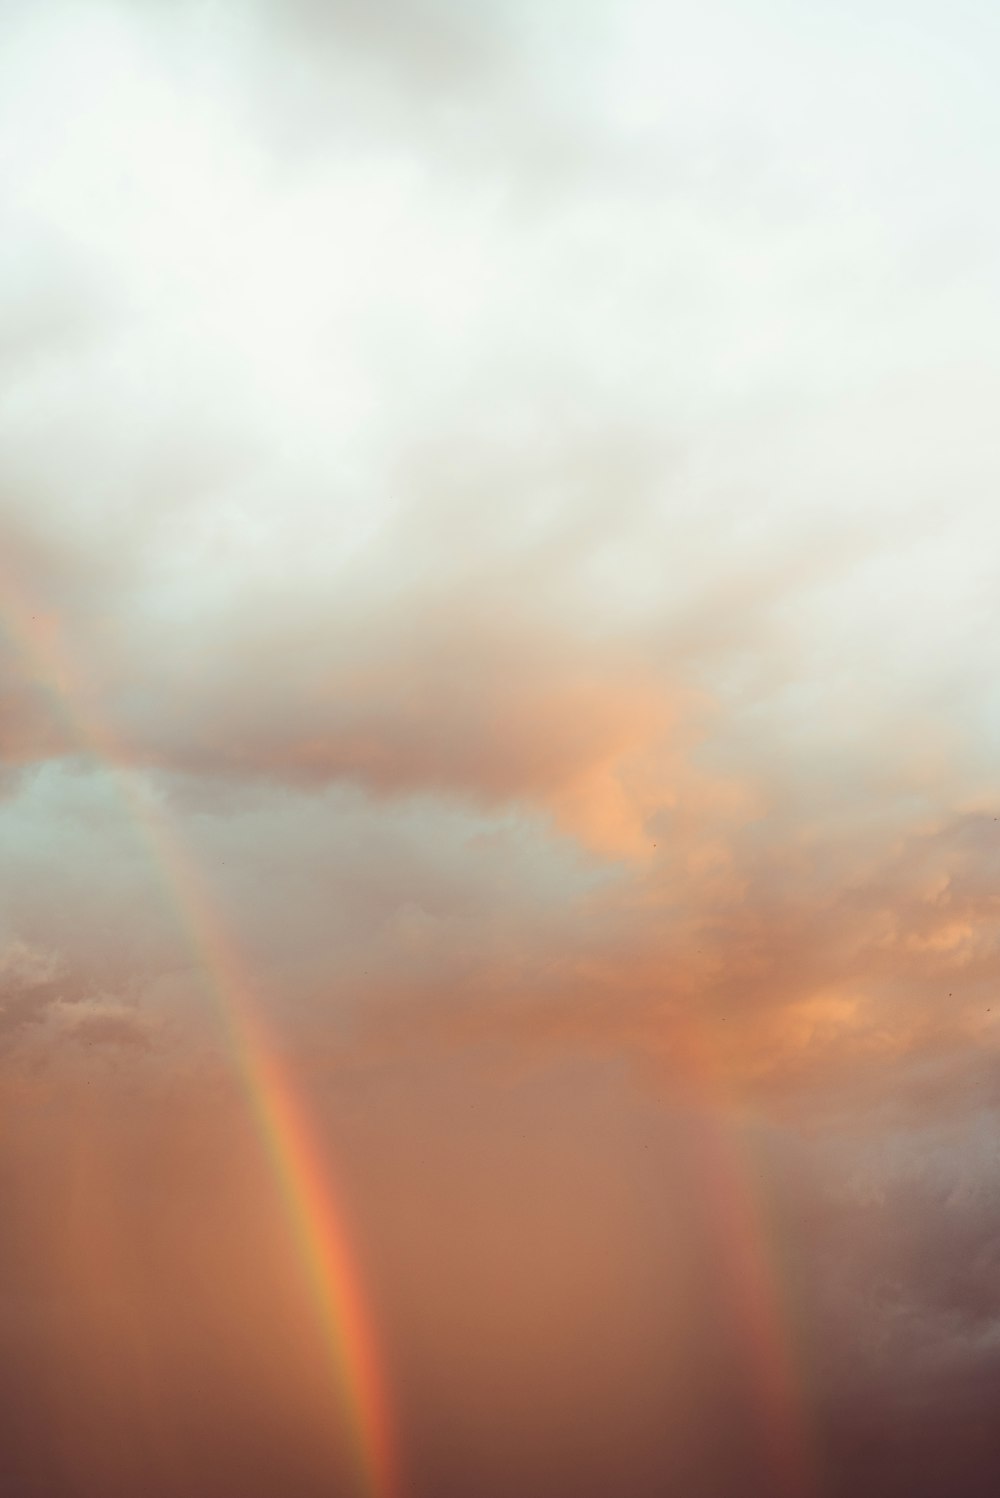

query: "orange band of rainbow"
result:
(0, 570), (400, 1498)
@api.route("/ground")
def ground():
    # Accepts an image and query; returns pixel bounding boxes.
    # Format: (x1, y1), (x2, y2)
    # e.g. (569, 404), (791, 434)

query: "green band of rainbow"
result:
(3, 567), (817, 1498)
(0, 573), (401, 1498)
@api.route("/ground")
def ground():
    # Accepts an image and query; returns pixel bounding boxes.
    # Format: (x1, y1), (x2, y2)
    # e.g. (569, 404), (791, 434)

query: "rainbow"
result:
(0, 567), (401, 1498)
(4, 559), (817, 1498)
(672, 1017), (815, 1498)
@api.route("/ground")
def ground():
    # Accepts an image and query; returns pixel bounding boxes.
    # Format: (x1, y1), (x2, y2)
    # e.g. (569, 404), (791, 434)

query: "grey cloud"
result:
(271, 0), (501, 91)
(1, 7), (1000, 1493)
(0, 941), (64, 1042)
(59, 1000), (155, 1051)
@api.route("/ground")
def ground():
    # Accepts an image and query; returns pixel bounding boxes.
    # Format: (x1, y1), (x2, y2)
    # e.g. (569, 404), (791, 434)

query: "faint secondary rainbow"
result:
(673, 1015), (815, 1498)
(0, 574), (401, 1498)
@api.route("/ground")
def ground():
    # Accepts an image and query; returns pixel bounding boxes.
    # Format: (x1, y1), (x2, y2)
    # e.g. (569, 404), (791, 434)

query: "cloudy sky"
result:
(2, 2), (1000, 1495)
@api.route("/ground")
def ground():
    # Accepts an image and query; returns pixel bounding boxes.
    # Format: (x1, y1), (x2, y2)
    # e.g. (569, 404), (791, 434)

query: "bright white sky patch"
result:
(1, 0), (999, 819)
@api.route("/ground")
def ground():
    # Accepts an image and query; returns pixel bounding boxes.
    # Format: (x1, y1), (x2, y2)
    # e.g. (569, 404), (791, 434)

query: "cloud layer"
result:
(3, 2), (1000, 1496)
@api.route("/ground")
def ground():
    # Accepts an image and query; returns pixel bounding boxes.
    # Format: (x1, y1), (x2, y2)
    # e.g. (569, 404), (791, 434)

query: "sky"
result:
(2, 2), (1000, 1495)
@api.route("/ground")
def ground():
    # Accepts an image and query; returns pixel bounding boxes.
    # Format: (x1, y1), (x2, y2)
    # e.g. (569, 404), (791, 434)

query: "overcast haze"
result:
(3, 3), (1000, 1496)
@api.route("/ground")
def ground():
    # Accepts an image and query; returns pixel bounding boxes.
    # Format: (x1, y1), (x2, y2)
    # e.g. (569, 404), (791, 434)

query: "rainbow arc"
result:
(0, 569), (400, 1498)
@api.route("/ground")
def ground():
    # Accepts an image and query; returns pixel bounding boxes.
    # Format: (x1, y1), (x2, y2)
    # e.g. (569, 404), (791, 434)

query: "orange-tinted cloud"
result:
(3, 2), (1000, 1494)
